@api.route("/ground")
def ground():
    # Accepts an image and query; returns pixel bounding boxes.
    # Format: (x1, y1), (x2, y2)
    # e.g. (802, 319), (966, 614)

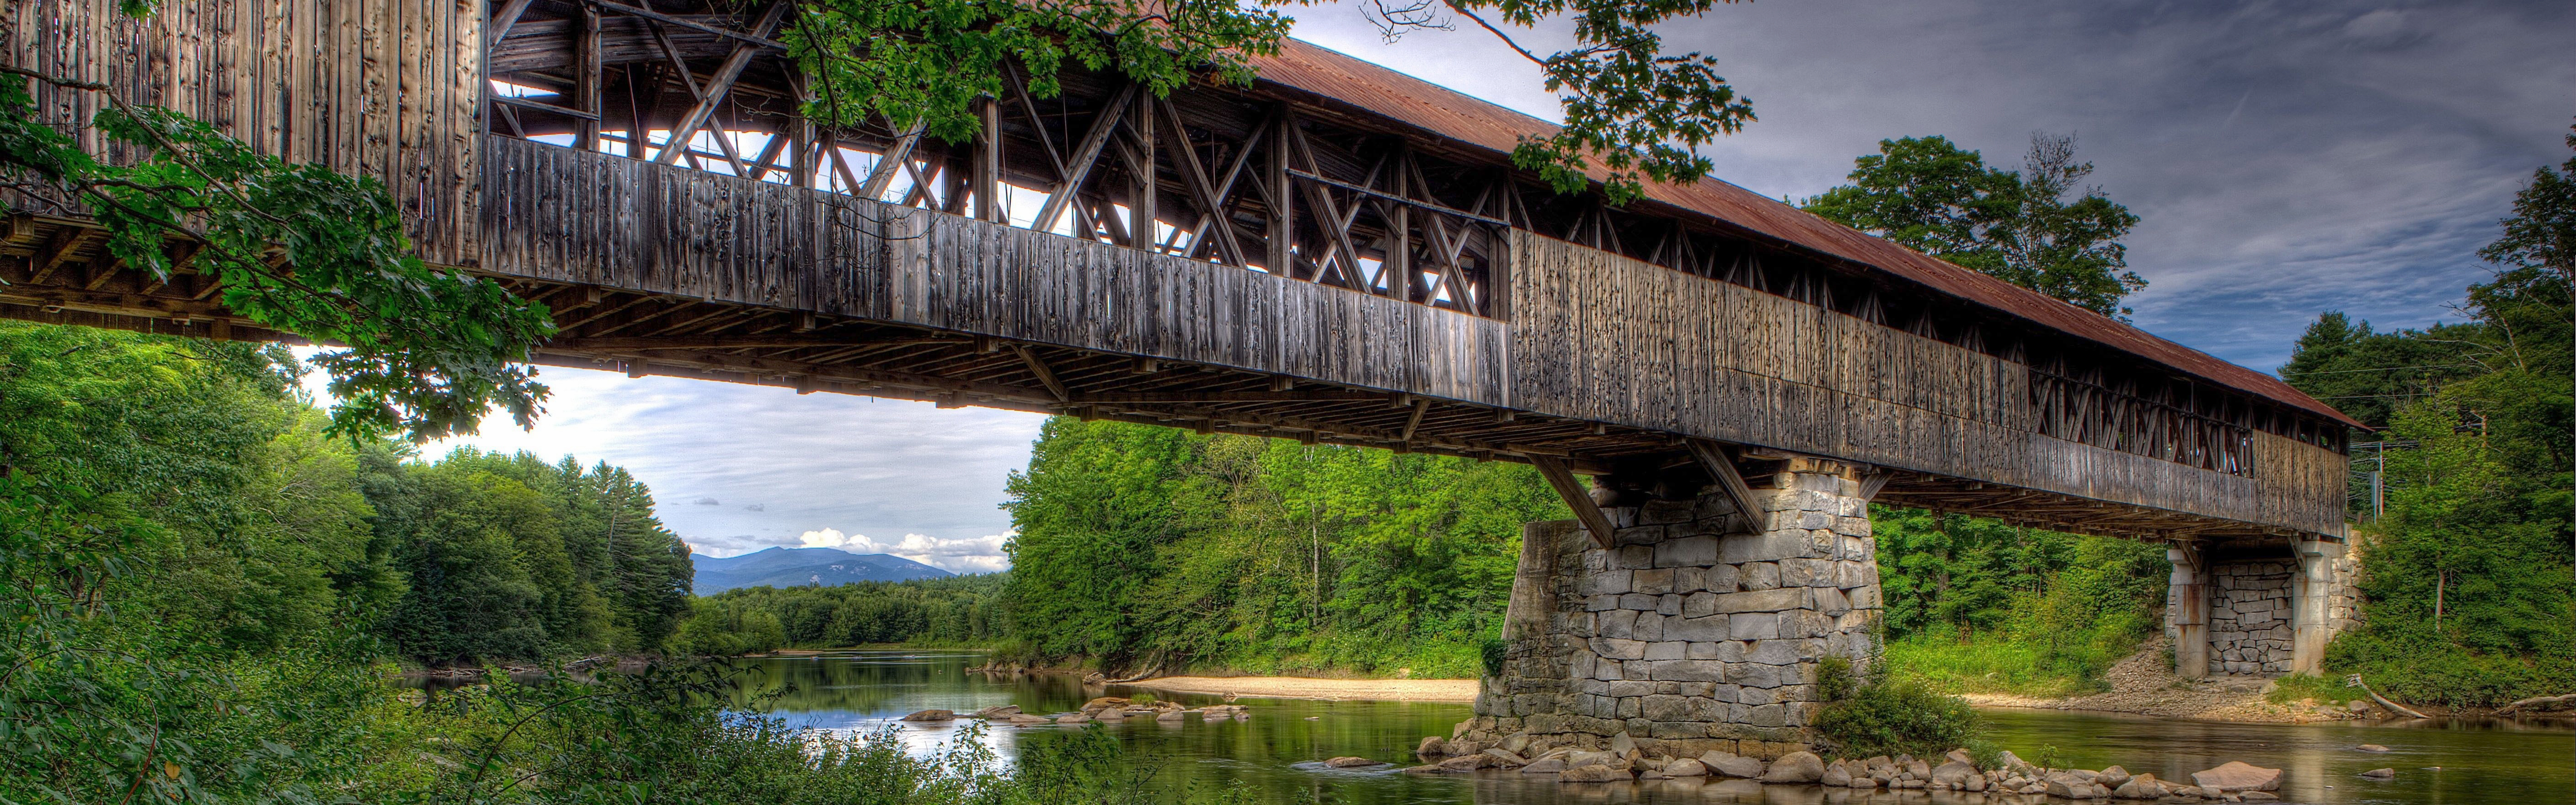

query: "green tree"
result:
(1804, 133), (2145, 317)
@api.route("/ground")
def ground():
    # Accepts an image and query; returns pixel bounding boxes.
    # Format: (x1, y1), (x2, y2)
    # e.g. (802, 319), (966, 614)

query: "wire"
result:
(2279, 363), (2477, 376)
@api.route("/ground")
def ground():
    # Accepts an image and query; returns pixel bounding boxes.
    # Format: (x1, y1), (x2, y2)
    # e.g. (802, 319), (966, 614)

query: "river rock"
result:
(972, 704), (1022, 719)
(1093, 708), (1126, 721)
(1701, 751), (1766, 778)
(2191, 761), (2284, 792)
(1154, 710), (1185, 721)
(2244, 792), (2281, 800)
(1055, 711), (1091, 723)
(1559, 764), (1632, 783)
(1417, 736), (1451, 757)
(1946, 748), (1976, 765)
(2359, 768), (2395, 779)
(1996, 750), (2040, 776)
(1759, 751), (1824, 783)
(1664, 758), (1708, 776)
(2100, 765), (2131, 787)
(1324, 756), (1378, 768)
(1609, 732), (1637, 755)
(1436, 755), (1489, 772)
(900, 709), (956, 721)
(2112, 773), (2163, 799)
(1081, 696), (1129, 711)
(1932, 760), (1978, 787)
(1399, 764), (1446, 775)
(1483, 748), (1530, 767)
(2045, 771), (2108, 799)
(2356, 744), (2390, 753)
(1820, 762), (1850, 787)
(1521, 758), (1568, 774)
(1566, 750), (1626, 770)
(1006, 714), (1051, 726)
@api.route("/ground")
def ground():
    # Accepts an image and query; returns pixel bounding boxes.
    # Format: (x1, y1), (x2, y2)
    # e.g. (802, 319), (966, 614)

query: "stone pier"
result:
(1455, 456), (1882, 759)
(2164, 538), (2358, 678)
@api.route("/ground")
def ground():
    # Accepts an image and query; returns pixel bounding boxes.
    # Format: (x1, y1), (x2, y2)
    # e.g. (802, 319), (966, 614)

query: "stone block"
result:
(1712, 683), (1742, 703)
(1581, 679), (1614, 696)
(1645, 660), (1725, 682)
(1585, 595), (1621, 612)
(1591, 637), (1646, 661)
(1740, 562), (1782, 591)
(1674, 567), (1708, 593)
(1682, 591), (1721, 617)
(1707, 564), (1740, 593)
(1779, 558), (1826, 587)
(1798, 511), (1833, 530)
(1642, 694), (1691, 721)
(1686, 641), (1722, 660)
(1619, 593), (1661, 610)
(1583, 571), (1634, 596)
(1617, 696), (1642, 719)
(1614, 545), (1654, 570)
(1728, 613), (1780, 640)
(1721, 532), (1808, 564)
(1738, 685), (1777, 706)
(1644, 641), (1687, 661)
(1639, 500), (1697, 524)
(1625, 660), (1655, 679)
(1837, 496), (1868, 517)
(1757, 489), (1799, 512)
(1744, 704), (1789, 728)
(1659, 595), (1684, 616)
(1593, 659), (1621, 681)
(1599, 610), (1638, 640)
(1696, 495), (1740, 520)
(1748, 639), (1803, 665)
(1782, 609), (1835, 639)
(1846, 586), (1882, 610)
(1613, 525), (1668, 547)
(1733, 663), (1783, 689)
(1814, 587), (1852, 617)
(1711, 588), (1804, 614)
(1634, 612), (1665, 641)
(1832, 516), (1871, 537)
(1714, 640), (1749, 662)
(1633, 569), (1675, 595)
(1663, 615), (1728, 642)
(1656, 536), (1720, 568)
(1689, 696), (1728, 720)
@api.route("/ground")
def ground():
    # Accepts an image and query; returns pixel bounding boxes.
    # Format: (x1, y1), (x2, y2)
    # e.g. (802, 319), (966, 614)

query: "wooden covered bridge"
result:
(7, 1), (2361, 751)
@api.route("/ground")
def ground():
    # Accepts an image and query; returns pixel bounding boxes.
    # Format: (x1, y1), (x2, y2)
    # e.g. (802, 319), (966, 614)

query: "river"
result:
(727, 650), (2573, 804)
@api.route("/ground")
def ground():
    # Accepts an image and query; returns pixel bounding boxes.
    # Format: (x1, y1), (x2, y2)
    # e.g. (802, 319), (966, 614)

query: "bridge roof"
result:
(1250, 40), (2362, 429)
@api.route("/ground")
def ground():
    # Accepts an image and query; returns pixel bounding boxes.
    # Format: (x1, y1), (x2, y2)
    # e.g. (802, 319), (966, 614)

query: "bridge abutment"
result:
(1460, 458), (1881, 758)
(2165, 538), (2358, 678)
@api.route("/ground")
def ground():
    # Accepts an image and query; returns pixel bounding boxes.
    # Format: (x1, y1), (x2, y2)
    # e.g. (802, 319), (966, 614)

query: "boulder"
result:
(2112, 773), (2163, 799)
(2359, 768), (2395, 779)
(1483, 748), (1530, 767)
(1436, 755), (1489, 772)
(1324, 757), (1378, 768)
(1664, 758), (1708, 776)
(1154, 710), (1186, 721)
(899, 709), (956, 721)
(1092, 708), (1127, 721)
(1006, 713), (1051, 725)
(1055, 712), (1090, 723)
(1520, 758), (1568, 774)
(1931, 760), (1978, 787)
(2100, 765), (2131, 787)
(1820, 762), (1850, 787)
(2045, 771), (2107, 799)
(1566, 750), (1627, 770)
(1416, 736), (1451, 757)
(1946, 748), (1976, 766)
(1609, 732), (1637, 755)
(972, 704), (1023, 719)
(1559, 764), (1633, 783)
(1081, 696), (1129, 711)
(1759, 751), (1825, 783)
(1996, 750), (2039, 776)
(1398, 765), (1447, 775)
(2191, 761), (2284, 792)
(1501, 733), (1533, 754)
(2244, 792), (2281, 800)
(1701, 752), (1766, 778)
(2357, 744), (2391, 753)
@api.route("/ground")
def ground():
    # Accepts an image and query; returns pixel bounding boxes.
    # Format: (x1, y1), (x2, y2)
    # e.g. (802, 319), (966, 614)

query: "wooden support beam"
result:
(1014, 345), (1070, 402)
(1128, 92), (1156, 251)
(546, 335), (968, 350)
(487, 0), (535, 45)
(591, 1), (788, 50)
(1028, 83), (1136, 233)
(651, 2), (790, 167)
(1156, 99), (1248, 267)
(1532, 455), (1616, 550)
(573, 2), (601, 150)
(1686, 438), (1759, 520)
(1074, 389), (1387, 404)
(974, 98), (1004, 223)
(1401, 397), (1430, 442)
(856, 125), (923, 199)
(1267, 110), (1295, 273)
(1859, 471), (1892, 502)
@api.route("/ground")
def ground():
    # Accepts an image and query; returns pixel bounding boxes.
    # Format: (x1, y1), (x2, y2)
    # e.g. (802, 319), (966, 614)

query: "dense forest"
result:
(673, 574), (1009, 655)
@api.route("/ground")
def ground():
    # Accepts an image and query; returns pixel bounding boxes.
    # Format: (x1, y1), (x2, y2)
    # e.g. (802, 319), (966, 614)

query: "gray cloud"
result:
(1295, 0), (2574, 370)
(693, 497), (720, 506)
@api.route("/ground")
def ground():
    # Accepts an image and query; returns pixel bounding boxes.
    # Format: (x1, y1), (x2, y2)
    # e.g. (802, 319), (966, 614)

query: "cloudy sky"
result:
(394, 0), (2571, 571)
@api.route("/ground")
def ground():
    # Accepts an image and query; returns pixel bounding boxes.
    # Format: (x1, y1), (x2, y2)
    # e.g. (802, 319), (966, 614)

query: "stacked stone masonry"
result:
(2205, 561), (2296, 675)
(1460, 459), (1883, 759)
(2163, 543), (2358, 678)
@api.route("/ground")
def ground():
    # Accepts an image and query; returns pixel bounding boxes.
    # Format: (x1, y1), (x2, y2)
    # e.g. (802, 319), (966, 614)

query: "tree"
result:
(783, 0), (1758, 204)
(1804, 133), (2145, 317)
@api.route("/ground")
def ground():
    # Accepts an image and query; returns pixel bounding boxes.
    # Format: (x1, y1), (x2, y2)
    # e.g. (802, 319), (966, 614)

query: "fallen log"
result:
(2345, 674), (2431, 719)
(2495, 693), (2576, 715)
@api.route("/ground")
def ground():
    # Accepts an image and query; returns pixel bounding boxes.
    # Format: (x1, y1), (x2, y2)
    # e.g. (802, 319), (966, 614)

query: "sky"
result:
(379, 0), (2572, 571)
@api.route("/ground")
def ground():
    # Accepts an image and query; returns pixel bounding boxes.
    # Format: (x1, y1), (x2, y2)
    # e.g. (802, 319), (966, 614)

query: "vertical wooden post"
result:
(573, 2), (601, 151)
(974, 97), (1004, 223)
(1390, 147), (1411, 298)
(787, 75), (816, 188)
(1130, 93), (1156, 251)
(1267, 109), (1294, 275)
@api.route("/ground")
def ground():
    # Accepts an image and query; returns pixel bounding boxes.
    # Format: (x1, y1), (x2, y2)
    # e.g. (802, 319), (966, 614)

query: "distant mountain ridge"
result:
(691, 546), (951, 594)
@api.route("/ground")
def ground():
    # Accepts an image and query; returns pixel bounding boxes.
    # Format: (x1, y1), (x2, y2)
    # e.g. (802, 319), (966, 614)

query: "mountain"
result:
(690, 547), (952, 594)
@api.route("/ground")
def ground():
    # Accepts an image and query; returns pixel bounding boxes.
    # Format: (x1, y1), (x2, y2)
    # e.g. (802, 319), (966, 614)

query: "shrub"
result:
(1811, 657), (1982, 758)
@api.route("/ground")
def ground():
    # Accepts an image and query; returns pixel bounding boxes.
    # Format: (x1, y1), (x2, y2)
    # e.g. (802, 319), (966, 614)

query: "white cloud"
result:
(797, 528), (1012, 574)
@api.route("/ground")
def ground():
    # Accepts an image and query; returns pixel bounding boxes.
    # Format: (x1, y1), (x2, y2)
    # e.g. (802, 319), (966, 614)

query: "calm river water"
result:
(728, 651), (2573, 804)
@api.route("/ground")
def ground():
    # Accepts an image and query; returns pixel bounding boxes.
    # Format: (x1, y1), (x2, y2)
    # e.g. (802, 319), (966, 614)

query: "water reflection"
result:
(726, 652), (2575, 804)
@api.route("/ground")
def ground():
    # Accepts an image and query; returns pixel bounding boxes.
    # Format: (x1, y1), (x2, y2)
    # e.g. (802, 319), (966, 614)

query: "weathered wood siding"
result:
(1508, 231), (2348, 535)
(5, 0), (482, 264)
(478, 137), (1512, 403)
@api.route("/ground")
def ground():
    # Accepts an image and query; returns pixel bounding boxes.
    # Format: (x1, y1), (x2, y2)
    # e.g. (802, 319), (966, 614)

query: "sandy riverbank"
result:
(1123, 675), (1479, 702)
(1954, 638), (2370, 723)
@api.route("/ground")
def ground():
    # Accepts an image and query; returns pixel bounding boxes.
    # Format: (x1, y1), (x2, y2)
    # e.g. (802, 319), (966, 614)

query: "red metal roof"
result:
(1249, 40), (2362, 428)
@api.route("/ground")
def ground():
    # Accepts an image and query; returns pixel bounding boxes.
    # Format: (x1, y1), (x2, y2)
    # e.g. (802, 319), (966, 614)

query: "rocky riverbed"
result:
(1398, 731), (2321, 801)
